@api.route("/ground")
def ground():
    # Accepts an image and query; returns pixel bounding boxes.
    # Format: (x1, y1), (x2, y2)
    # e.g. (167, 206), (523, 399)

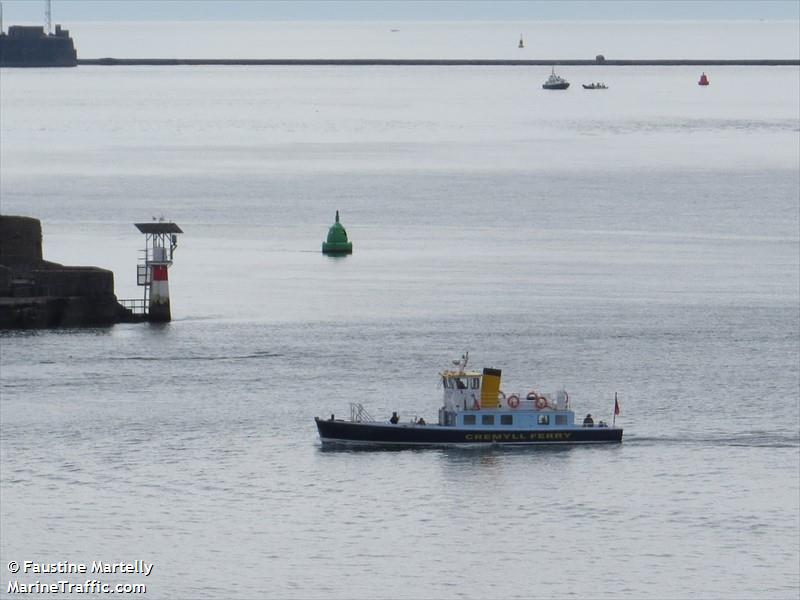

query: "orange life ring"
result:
(535, 395), (548, 410)
(507, 394), (520, 408)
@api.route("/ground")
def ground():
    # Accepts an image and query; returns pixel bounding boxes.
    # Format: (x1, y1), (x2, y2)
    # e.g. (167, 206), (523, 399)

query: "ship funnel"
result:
(480, 368), (501, 409)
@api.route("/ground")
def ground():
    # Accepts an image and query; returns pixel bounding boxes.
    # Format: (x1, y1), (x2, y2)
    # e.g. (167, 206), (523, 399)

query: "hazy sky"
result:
(2, 0), (799, 23)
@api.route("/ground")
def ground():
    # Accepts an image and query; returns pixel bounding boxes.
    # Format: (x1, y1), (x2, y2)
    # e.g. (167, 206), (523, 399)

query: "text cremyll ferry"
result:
(315, 353), (622, 447)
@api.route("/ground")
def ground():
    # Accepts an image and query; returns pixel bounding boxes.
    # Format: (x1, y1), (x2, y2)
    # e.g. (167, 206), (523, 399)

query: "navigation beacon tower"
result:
(134, 220), (183, 322)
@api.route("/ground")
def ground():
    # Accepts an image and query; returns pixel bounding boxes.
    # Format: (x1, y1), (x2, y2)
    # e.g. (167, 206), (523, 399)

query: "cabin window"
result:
(555, 415), (567, 425)
(463, 414), (476, 425)
(538, 415), (550, 425)
(482, 415), (495, 425)
(447, 379), (454, 389)
(456, 378), (467, 389)
(471, 378), (480, 389)
(442, 377), (447, 388)
(500, 415), (513, 425)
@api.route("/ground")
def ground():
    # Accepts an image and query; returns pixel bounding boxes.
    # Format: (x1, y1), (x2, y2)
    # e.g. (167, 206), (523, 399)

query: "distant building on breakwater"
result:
(0, 0), (78, 68)
(0, 24), (77, 67)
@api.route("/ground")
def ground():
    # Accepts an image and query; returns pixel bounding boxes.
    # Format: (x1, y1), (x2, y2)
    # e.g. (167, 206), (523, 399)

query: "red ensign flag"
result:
(614, 394), (620, 415)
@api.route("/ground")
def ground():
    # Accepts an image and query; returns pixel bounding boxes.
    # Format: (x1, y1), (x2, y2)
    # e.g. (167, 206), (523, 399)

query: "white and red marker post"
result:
(134, 221), (183, 322)
(148, 245), (171, 322)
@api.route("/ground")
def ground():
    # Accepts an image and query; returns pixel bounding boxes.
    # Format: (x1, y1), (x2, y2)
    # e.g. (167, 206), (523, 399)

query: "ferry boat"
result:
(542, 67), (570, 90)
(315, 353), (622, 446)
(582, 82), (608, 89)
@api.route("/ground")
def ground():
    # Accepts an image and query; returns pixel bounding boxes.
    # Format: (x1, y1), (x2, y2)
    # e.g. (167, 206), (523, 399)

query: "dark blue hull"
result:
(315, 417), (622, 446)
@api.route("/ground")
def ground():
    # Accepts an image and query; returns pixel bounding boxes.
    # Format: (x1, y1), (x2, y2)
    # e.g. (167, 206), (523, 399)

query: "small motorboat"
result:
(582, 82), (608, 89)
(698, 72), (709, 86)
(542, 66), (569, 90)
(518, 35), (524, 49)
(315, 353), (623, 447)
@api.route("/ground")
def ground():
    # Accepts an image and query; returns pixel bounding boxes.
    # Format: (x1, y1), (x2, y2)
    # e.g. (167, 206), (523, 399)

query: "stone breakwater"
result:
(78, 58), (800, 66)
(0, 216), (139, 329)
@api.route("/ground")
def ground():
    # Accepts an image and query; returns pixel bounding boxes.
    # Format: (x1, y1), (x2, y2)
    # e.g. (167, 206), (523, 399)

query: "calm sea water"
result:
(60, 20), (800, 60)
(1, 21), (799, 600)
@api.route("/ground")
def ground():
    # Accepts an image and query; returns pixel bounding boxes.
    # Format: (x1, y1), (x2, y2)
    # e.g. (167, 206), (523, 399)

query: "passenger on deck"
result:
(389, 412), (399, 424)
(583, 413), (594, 427)
(417, 417), (426, 425)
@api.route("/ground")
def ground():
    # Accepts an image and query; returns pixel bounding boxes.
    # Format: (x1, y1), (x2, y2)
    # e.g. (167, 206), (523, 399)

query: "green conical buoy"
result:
(322, 210), (353, 255)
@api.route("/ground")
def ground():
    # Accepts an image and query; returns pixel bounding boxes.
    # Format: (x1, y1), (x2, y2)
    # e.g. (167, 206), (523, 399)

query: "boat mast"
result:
(45, 0), (51, 34)
(451, 352), (469, 373)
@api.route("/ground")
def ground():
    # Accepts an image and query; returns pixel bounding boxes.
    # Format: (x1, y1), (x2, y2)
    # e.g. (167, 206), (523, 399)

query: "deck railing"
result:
(118, 298), (148, 315)
(349, 403), (376, 423)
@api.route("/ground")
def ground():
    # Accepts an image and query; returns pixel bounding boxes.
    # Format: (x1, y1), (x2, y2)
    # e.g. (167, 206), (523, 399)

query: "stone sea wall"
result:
(0, 215), (42, 265)
(0, 215), (138, 328)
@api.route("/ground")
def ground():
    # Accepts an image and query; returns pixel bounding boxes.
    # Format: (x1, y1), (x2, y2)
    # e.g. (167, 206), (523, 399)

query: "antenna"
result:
(45, 0), (51, 34)
(1, 2), (4, 35)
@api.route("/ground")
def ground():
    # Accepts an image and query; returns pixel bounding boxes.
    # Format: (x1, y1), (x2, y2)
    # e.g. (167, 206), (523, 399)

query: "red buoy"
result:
(698, 72), (709, 86)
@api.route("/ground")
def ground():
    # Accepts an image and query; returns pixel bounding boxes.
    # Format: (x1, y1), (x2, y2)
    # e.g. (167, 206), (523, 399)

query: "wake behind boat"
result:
(315, 353), (622, 447)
